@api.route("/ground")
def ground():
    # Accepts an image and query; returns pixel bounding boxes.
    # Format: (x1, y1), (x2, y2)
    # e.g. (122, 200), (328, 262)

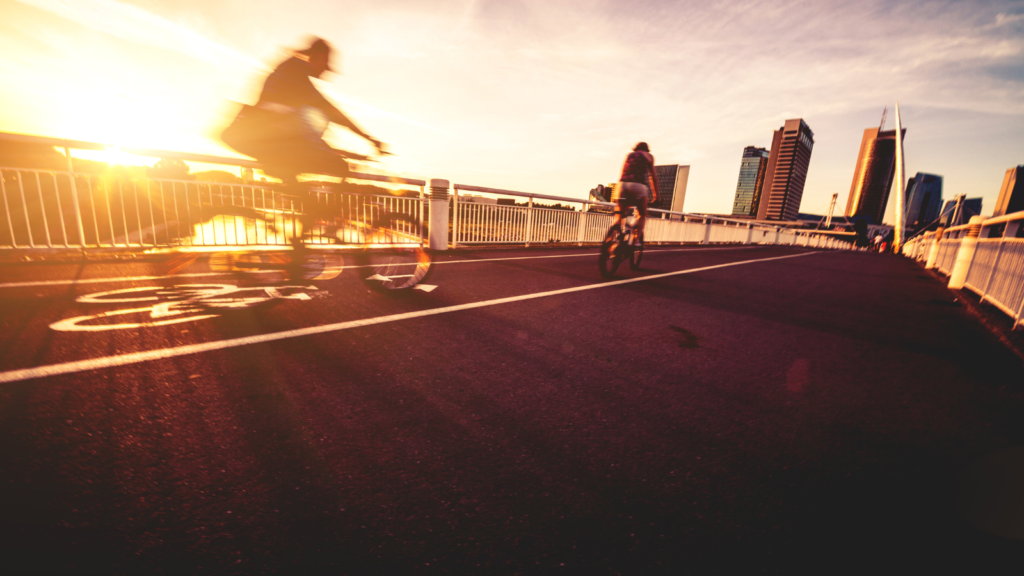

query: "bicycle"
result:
(163, 144), (432, 290)
(598, 207), (643, 278)
(207, 185), (432, 291)
(198, 105), (433, 290)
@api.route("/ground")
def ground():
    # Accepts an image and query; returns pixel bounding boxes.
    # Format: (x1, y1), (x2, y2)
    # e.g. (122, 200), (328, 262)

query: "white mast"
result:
(893, 102), (906, 251)
(825, 193), (838, 228)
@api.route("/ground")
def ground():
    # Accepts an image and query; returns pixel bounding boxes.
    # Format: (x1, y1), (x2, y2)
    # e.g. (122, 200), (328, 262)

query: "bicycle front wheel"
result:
(360, 247), (432, 290)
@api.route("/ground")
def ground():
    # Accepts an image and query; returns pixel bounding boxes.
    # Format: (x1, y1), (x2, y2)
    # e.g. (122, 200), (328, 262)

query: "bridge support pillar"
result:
(429, 179), (450, 251)
(948, 217), (983, 290)
(924, 228), (944, 269)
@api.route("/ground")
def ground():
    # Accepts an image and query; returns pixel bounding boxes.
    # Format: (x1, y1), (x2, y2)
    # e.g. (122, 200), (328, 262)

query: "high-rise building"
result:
(939, 196), (983, 227)
(731, 146), (770, 217)
(757, 119), (814, 221)
(844, 123), (907, 224)
(903, 173), (943, 233)
(993, 166), (1024, 217)
(653, 164), (690, 213)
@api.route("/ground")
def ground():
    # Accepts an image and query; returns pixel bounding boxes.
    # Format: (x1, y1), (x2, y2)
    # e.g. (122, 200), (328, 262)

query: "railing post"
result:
(525, 197), (533, 247)
(948, 216), (983, 290)
(428, 179), (450, 251)
(925, 228), (944, 269)
(744, 223), (752, 245)
(774, 227), (780, 245)
(451, 185), (459, 248)
(702, 218), (711, 245)
(64, 146), (87, 248)
(576, 203), (587, 246)
(418, 184), (425, 247)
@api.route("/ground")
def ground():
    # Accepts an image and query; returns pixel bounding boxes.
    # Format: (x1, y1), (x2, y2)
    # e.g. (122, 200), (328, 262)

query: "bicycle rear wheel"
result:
(360, 247), (432, 290)
(599, 226), (623, 278)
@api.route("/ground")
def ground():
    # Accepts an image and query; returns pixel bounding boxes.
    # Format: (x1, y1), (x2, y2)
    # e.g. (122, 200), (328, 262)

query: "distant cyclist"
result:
(223, 37), (383, 184)
(611, 142), (659, 244)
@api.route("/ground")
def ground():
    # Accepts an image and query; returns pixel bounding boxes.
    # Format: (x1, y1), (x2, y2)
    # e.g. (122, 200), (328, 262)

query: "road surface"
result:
(1, 245), (1023, 573)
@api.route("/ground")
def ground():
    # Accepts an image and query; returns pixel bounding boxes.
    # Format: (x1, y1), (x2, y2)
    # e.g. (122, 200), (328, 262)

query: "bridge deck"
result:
(1, 245), (1022, 572)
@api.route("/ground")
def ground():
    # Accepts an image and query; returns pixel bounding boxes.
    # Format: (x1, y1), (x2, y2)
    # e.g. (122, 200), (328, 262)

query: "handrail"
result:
(979, 210), (1024, 227)
(0, 131), (426, 187)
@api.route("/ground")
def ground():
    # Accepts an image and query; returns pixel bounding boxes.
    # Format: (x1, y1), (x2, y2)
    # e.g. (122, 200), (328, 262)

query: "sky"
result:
(1, 0), (1022, 221)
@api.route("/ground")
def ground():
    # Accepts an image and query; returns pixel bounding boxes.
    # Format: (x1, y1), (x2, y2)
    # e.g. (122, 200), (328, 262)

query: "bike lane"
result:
(0, 245), (788, 380)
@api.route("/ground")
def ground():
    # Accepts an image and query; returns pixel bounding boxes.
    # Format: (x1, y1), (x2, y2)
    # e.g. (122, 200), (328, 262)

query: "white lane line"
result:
(0, 251), (818, 384)
(0, 246), (764, 289)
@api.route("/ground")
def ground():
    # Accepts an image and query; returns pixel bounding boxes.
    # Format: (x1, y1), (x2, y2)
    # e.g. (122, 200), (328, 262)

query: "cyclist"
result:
(224, 37), (383, 184)
(611, 142), (659, 244)
(222, 38), (385, 235)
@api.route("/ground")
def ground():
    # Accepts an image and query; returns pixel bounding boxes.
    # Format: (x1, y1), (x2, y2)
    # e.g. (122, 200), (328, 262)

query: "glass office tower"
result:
(731, 146), (770, 216)
(903, 173), (943, 233)
(653, 164), (690, 213)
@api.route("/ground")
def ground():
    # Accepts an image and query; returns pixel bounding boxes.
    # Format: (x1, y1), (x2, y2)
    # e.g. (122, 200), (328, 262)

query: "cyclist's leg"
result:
(635, 194), (649, 241)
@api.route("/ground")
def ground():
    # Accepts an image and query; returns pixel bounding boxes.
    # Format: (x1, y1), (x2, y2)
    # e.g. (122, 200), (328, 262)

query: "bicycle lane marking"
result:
(0, 251), (819, 384)
(0, 246), (764, 289)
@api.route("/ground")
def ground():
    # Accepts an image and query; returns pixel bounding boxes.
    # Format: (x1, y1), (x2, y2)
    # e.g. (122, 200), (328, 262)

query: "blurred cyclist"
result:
(221, 37), (384, 240)
(224, 37), (382, 182)
(611, 142), (659, 244)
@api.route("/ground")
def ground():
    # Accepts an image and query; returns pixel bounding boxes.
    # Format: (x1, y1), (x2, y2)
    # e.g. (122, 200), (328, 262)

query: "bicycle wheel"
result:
(599, 226), (623, 278)
(629, 232), (643, 270)
(359, 247), (432, 290)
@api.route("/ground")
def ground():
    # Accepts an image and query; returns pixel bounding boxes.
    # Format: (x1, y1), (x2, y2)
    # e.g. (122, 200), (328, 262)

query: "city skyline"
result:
(0, 0), (1021, 223)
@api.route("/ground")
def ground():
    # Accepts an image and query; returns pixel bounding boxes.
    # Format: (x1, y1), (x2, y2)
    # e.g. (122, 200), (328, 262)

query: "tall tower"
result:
(844, 110), (907, 224)
(757, 119), (814, 221)
(903, 173), (943, 233)
(731, 146), (770, 217)
(653, 164), (690, 213)
(993, 166), (1024, 217)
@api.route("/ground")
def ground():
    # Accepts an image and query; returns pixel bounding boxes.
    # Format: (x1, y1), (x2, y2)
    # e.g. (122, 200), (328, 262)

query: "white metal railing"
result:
(902, 211), (1024, 329)
(0, 132), (426, 249)
(450, 183), (852, 250)
(1, 131), (855, 253)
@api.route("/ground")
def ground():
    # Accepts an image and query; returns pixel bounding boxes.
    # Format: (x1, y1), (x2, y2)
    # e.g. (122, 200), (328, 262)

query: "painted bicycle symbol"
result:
(50, 284), (320, 332)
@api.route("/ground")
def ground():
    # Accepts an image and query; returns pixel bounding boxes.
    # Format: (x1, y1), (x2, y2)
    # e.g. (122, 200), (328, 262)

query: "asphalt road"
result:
(2, 245), (1023, 574)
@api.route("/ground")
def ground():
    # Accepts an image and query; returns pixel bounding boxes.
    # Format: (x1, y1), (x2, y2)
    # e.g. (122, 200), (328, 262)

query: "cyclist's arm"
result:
(325, 105), (380, 150)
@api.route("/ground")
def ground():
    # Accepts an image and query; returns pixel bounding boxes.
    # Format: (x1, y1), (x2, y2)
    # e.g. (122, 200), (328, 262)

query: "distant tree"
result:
(147, 159), (191, 180)
(193, 170), (241, 183)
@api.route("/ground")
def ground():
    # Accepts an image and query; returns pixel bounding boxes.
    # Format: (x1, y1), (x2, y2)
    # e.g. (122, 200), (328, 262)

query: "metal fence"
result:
(0, 167), (426, 248)
(901, 211), (1024, 329)
(1, 131), (854, 254)
(451, 183), (849, 250)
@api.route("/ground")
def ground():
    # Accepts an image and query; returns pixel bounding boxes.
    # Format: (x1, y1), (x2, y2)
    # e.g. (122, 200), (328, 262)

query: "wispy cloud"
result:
(16, 0), (261, 69)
